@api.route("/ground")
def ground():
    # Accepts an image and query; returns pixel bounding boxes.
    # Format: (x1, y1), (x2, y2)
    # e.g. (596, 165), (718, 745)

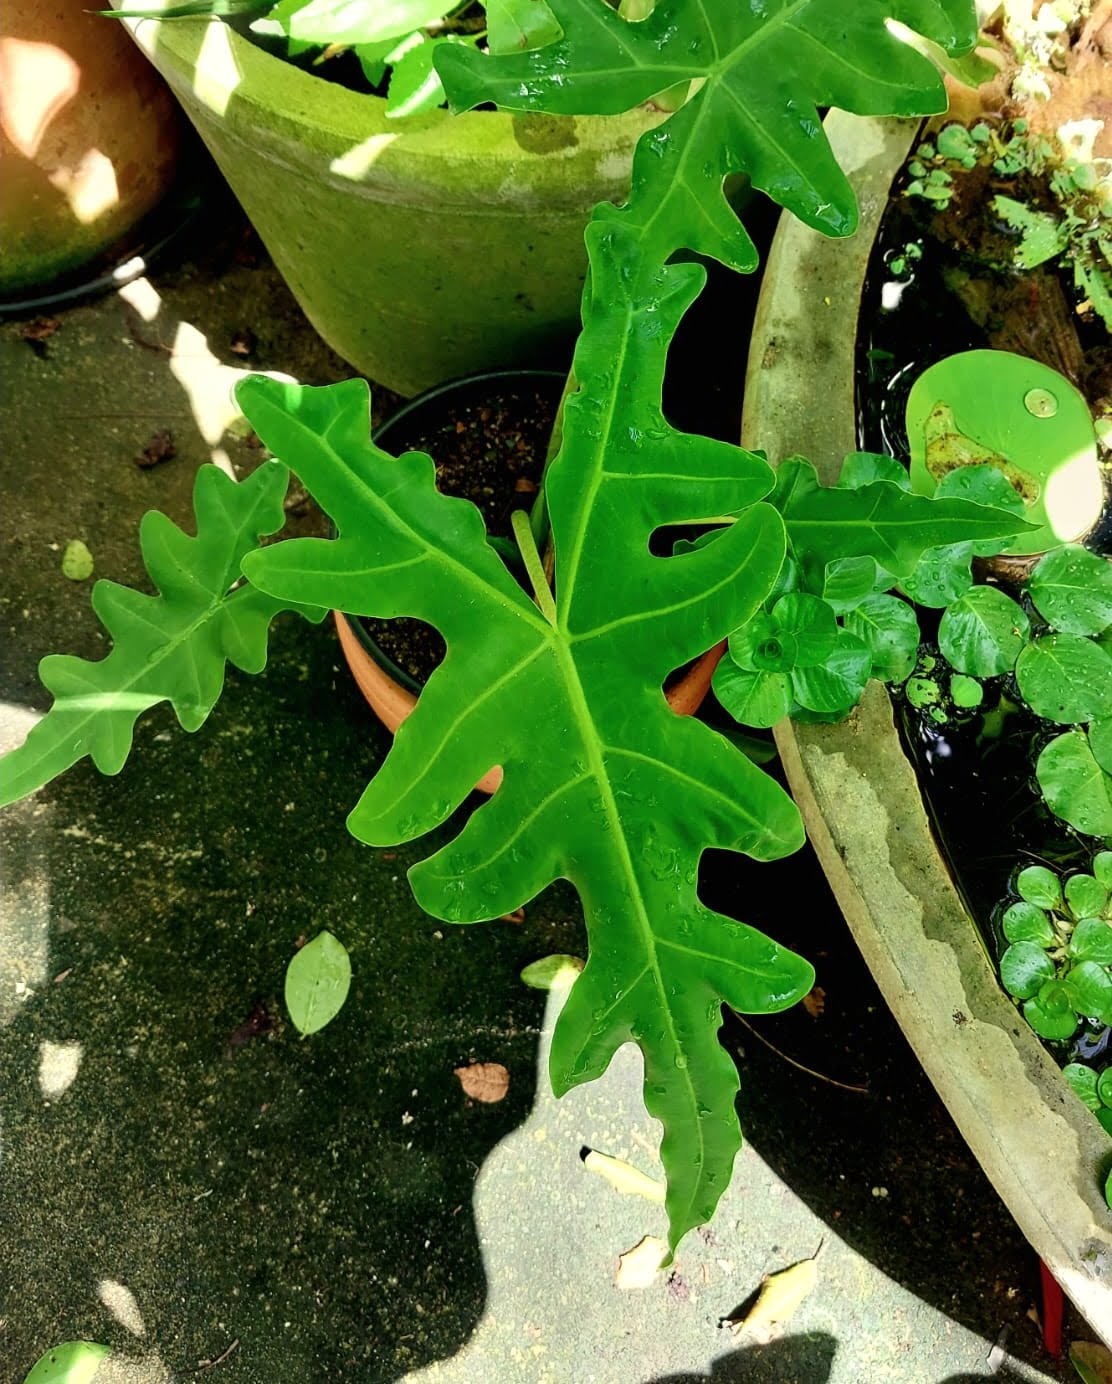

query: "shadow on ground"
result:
(0, 193), (585, 1379)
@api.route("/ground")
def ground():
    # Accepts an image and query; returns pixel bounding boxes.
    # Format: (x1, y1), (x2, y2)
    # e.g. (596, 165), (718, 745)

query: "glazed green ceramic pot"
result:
(125, 15), (658, 394)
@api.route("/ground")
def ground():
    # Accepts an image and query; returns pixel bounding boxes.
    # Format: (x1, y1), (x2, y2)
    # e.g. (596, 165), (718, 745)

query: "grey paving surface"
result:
(0, 199), (1083, 1382)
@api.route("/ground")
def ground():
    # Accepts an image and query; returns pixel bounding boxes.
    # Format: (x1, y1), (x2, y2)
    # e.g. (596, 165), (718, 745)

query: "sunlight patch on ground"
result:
(38, 1038), (83, 1099)
(97, 1279), (147, 1337)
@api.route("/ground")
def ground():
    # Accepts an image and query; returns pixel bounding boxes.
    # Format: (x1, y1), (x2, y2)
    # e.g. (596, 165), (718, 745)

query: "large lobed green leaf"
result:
(0, 462), (324, 807)
(240, 222), (815, 1254)
(436, 0), (977, 269)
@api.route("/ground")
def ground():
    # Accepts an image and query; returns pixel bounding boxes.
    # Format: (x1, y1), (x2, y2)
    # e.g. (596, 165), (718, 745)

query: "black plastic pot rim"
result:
(340, 368), (569, 696)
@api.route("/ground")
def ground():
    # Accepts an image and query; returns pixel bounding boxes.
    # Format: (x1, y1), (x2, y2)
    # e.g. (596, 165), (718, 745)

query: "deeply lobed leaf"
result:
(241, 222), (816, 1253)
(437, 0), (977, 269)
(0, 462), (324, 807)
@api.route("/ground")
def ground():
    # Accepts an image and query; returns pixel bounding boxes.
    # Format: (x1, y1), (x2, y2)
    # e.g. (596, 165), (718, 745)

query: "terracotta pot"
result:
(0, 0), (180, 294)
(743, 108), (1112, 1342)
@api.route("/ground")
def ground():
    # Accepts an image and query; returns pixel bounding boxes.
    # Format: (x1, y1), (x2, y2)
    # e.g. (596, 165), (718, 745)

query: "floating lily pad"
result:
(907, 350), (1101, 554)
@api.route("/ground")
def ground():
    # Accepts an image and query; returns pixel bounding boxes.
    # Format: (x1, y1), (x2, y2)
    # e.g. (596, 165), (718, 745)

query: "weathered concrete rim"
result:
(123, 14), (656, 201)
(742, 108), (1112, 1342)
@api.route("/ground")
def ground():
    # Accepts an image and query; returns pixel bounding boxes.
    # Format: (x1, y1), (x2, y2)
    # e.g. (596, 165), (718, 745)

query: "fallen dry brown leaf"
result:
(724, 1241), (824, 1344)
(454, 1061), (510, 1103)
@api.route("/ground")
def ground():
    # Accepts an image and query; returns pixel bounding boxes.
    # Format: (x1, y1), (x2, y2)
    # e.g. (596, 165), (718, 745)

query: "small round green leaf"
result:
(23, 1343), (110, 1384)
(1029, 545), (1112, 635)
(999, 940), (1055, 998)
(842, 594), (920, 683)
(712, 659), (792, 729)
(1098, 1067), (1112, 1110)
(1069, 917), (1112, 964)
(1001, 901), (1054, 945)
(1016, 634), (1112, 724)
(898, 543), (973, 608)
(771, 593), (837, 668)
(1064, 961), (1112, 1025)
(1099, 1107), (1112, 1138)
(1036, 731), (1112, 836)
(1023, 983), (1079, 1040)
(61, 540), (94, 582)
(1065, 873), (1109, 920)
(949, 673), (983, 708)
(905, 675), (941, 708)
(1016, 865), (1062, 909)
(285, 930), (352, 1036)
(938, 586), (1030, 677)
(1063, 1061), (1101, 1112)
(520, 954), (583, 990)
(1094, 851), (1112, 891)
(790, 630), (871, 714)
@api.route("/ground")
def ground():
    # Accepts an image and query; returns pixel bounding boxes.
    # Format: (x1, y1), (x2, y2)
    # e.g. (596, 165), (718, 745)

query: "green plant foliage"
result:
(436, 0), (975, 270)
(1016, 635), (1112, 724)
(898, 542), (974, 607)
(1064, 1059), (1112, 1141)
(1002, 901), (1055, 945)
(821, 556), (891, 613)
(1029, 545), (1112, 636)
(937, 585), (1030, 677)
(842, 596), (920, 683)
(238, 224), (819, 1255)
(949, 673), (982, 708)
(996, 859), (1112, 1043)
(285, 931), (353, 1035)
(1037, 731), (1112, 837)
(22, 1342), (109, 1384)
(0, 463), (323, 808)
(713, 457), (1029, 729)
(1017, 864), (1062, 911)
(769, 458), (1029, 576)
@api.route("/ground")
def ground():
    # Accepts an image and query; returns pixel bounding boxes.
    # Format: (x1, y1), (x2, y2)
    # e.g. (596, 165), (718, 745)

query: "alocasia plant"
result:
(4, 0), (1025, 1254)
(436, 0), (978, 271)
(235, 218), (1026, 1251)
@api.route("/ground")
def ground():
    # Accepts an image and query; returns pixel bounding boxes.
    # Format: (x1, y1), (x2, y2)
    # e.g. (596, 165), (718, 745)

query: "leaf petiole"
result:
(511, 508), (557, 625)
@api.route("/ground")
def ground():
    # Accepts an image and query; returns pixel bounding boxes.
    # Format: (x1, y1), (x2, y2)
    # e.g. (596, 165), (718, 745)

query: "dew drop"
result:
(1024, 386), (1058, 418)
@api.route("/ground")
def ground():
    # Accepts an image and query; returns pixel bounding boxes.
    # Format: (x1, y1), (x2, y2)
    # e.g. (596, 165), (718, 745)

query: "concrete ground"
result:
(0, 180), (1090, 1383)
